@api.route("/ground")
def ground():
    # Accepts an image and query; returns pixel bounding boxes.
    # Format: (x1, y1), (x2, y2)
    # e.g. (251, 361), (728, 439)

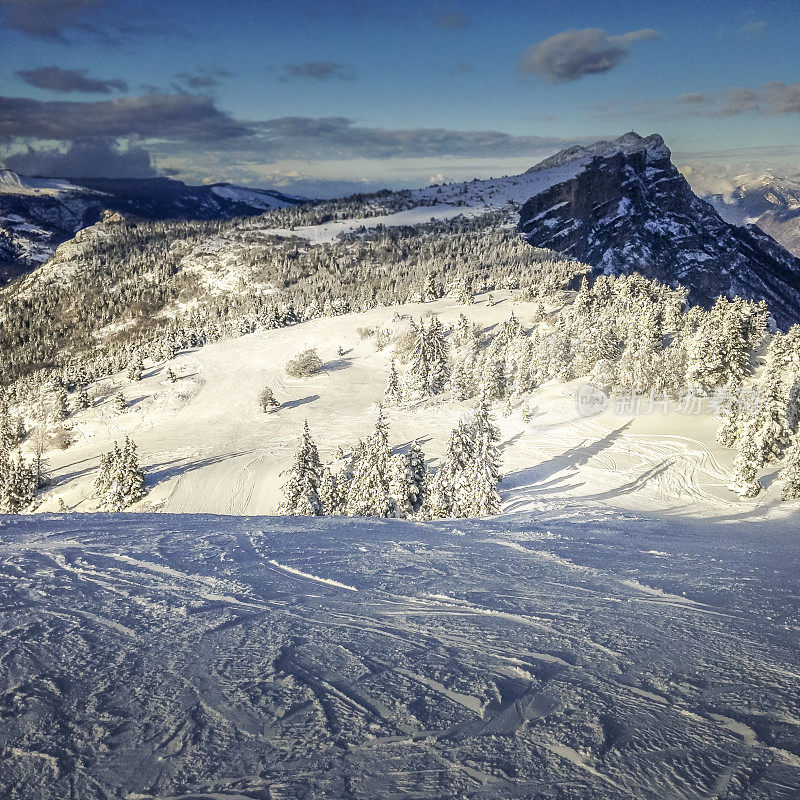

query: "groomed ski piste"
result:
(21, 290), (798, 520)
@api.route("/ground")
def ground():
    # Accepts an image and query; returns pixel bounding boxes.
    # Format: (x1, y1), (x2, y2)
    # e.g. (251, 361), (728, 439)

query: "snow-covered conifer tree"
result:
(93, 437), (145, 511)
(318, 467), (343, 514)
(778, 433), (800, 501)
(384, 360), (403, 405)
(345, 408), (395, 517)
(280, 421), (323, 515)
(75, 385), (91, 411)
(425, 316), (450, 395)
(728, 417), (762, 498)
(467, 398), (502, 516)
(127, 357), (144, 382)
(112, 392), (126, 414)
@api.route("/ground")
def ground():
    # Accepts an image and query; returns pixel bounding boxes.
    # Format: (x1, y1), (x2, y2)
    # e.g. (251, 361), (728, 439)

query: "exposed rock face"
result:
(517, 133), (800, 328)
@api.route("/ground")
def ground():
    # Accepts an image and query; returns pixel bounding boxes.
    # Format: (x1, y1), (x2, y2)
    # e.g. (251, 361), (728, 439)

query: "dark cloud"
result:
(0, 93), (249, 142)
(677, 82), (800, 117)
(4, 139), (156, 178)
(17, 66), (127, 94)
(0, 0), (105, 39)
(677, 92), (711, 105)
(518, 27), (659, 84)
(278, 62), (356, 82)
(435, 11), (468, 31)
(173, 67), (231, 90)
(253, 117), (590, 160)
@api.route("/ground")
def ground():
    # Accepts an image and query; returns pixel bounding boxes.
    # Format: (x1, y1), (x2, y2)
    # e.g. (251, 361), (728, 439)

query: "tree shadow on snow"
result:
(144, 450), (258, 487)
(322, 358), (352, 372)
(281, 395), (320, 410)
(503, 422), (633, 494)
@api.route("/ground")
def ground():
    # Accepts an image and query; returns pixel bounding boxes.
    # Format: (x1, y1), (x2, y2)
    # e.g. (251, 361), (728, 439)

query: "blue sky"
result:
(1, 0), (798, 195)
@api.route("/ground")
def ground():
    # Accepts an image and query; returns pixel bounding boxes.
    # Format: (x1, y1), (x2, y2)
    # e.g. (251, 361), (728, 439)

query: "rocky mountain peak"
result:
(517, 133), (800, 328)
(526, 131), (670, 174)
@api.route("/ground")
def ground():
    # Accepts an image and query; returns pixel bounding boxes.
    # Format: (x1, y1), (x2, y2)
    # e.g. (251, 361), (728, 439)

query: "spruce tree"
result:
(318, 467), (343, 514)
(280, 421), (323, 515)
(728, 417), (762, 498)
(425, 316), (450, 395)
(345, 408), (395, 517)
(127, 357), (144, 382)
(467, 398), (502, 516)
(384, 360), (402, 405)
(778, 433), (800, 501)
(75, 385), (91, 411)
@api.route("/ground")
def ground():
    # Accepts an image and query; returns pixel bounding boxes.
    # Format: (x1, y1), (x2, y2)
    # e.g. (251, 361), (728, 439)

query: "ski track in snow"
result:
(1, 511), (798, 799)
(268, 558), (358, 592)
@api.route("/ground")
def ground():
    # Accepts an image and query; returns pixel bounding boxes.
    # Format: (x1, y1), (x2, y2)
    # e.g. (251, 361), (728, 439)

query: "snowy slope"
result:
(261, 160), (591, 244)
(2, 509), (799, 799)
(24, 292), (797, 521)
(0, 169), (90, 197)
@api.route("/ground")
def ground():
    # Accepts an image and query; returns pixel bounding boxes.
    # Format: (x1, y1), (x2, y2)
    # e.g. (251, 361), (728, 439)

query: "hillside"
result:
(0, 169), (306, 282)
(11, 291), (795, 521)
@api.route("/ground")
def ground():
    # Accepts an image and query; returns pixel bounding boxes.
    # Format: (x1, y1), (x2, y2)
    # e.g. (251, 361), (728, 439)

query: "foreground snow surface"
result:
(1, 511), (798, 799)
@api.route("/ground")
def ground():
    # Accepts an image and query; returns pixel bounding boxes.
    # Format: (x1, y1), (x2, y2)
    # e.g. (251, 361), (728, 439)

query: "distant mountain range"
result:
(705, 172), (800, 258)
(5, 133), (800, 327)
(0, 169), (305, 283)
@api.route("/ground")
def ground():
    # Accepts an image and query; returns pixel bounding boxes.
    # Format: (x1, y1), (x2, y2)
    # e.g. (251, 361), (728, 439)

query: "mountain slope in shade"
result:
(706, 172), (800, 258)
(516, 133), (800, 329)
(0, 169), (306, 283)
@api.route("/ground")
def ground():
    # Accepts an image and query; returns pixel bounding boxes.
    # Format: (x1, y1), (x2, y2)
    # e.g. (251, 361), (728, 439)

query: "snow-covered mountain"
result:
(0, 169), (306, 282)
(705, 171), (800, 258)
(515, 133), (800, 328)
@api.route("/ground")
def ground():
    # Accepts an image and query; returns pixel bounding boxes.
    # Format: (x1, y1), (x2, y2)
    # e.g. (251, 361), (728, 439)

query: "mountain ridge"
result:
(0, 169), (306, 283)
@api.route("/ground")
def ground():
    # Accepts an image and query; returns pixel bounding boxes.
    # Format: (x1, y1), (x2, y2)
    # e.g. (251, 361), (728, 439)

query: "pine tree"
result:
(480, 357), (505, 401)
(127, 357), (144, 382)
(778, 433), (800, 501)
(715, 380), (742, 448)
(318, 467), (343, 514)
(425, 316), (450, 395)
(345, 408), (395, 517)
(407, 320), (429, 399)
(75, 384), (91, 411)
(112, 391), (126, 414)
(53, 387), (70, 420)
(93, 437), (145, 511)
(384, 359), (403, 404)
(423, 272), (439, 302)
(259, 386), (280, 413)
(467, 398), (502, 516)
(0, 449), (36, 513)
(751, 369), (791, 467)
(407, 440), (427, 511)
(280, 421), (323, 515)
(426, 418), (475, 518)
(728, 417), (762, 498)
